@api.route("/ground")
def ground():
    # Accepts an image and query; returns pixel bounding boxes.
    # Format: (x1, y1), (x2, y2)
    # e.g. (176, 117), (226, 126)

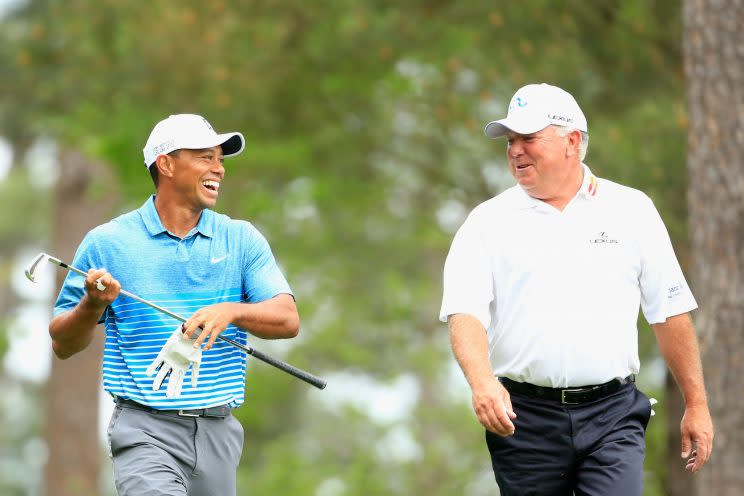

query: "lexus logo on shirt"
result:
(589, 232), (619, 244)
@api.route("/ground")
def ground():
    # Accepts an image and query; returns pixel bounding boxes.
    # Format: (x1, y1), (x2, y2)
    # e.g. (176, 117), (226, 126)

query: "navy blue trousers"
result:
(485, 383), (652, 496)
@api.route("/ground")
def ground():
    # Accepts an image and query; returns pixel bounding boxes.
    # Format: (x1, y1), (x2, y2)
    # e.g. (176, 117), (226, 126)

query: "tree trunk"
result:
(43, 149), (117, 496)
(682, 1), (744, 495)
(664, 373), (687, 495)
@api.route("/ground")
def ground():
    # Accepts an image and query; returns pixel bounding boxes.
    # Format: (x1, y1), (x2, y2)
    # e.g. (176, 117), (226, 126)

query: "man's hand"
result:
(472, 377), (517, 436)
(681, 404), (714, 473)
(49, 268), (121, 360)
(146, 326), (202, 398)
(448, 314), (515, 435)
(652, 314), (713, 473)
(83, 268), (120, 308)
(182, 302), (237, 351)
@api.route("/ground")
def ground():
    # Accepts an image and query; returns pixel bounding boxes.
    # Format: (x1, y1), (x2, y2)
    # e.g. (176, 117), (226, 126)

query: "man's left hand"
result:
(182, 302), (237, 351)
(146, 326), (202, 398)
(680, 404), (714, 473)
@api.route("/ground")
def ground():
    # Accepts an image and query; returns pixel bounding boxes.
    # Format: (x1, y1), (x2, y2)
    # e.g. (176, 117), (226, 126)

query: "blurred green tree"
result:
(0, 1), (688, 495)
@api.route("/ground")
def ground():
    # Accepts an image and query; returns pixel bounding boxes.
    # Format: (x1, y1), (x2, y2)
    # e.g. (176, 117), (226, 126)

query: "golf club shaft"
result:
(52, 258), (326, 389)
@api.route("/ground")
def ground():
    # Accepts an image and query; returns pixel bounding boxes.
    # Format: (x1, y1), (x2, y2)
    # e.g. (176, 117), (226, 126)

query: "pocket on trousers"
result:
(106, 406), (124, 459)
(227, 415), (245, 468)
(633, 387), (653, 430)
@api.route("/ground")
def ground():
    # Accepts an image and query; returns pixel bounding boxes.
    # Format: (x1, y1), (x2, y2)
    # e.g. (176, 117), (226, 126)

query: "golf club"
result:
(25, 252), (327, 389)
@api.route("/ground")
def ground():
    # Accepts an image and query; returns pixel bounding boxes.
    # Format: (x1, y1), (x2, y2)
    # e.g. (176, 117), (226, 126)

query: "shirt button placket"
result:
(177, 239), (190, 262)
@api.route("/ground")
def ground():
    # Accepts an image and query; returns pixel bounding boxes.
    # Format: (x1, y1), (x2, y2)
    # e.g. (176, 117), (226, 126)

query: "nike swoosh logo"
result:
(210, 255), (228, 264)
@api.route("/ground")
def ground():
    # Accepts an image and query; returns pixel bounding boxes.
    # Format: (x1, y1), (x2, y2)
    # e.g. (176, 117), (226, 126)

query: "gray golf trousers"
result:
(107, 401), (244, 495)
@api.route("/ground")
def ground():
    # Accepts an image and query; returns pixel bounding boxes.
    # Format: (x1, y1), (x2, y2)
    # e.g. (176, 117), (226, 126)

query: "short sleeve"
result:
(439, 215), (494, 330)
(637, 196), (697, 323)
(241, 223), (293, 303)
(52, 230), (108, 323)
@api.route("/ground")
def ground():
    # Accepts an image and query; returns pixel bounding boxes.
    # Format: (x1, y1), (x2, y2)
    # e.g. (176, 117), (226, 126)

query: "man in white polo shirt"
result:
(440, 83), (713, 495)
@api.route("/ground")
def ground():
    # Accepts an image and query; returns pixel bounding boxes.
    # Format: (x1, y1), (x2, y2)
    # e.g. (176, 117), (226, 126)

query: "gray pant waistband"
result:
(114, 397), (232, 418)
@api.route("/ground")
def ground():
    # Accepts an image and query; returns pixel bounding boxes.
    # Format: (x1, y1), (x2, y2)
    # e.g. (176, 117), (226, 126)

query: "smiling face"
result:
(167, 146), (225, 211)
(505, 125), (583, 209)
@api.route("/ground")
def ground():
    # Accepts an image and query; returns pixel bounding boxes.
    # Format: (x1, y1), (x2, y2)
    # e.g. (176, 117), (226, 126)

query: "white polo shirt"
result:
(440, 165), (697, 387)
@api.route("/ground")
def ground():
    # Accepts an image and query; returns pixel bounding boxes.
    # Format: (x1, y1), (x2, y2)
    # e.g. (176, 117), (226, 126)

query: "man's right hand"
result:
(472, 378), (517, 436)
(83, 268), (121, 308)
(49, 268), (121, 359)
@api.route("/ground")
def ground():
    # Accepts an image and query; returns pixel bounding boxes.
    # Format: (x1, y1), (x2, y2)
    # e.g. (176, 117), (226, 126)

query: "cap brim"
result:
(217, 132), (245, 157)
(484, 119), (550, 139)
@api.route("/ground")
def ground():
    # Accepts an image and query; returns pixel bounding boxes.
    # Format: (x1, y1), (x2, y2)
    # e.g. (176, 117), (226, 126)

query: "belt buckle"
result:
(560, 388), (583, 405)
(178, 409), (200, 417)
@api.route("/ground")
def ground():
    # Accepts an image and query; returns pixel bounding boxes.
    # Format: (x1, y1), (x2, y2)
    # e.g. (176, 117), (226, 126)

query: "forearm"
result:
(49, 296), (105, 359)
(449, 313), (495, 389)
(652, 312), (708, 407)
(230, 294), (300, 339)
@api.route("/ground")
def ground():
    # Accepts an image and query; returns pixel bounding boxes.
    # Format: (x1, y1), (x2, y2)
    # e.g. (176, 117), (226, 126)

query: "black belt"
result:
(499, 375), (634, 405)
(114, 397), (232, 418)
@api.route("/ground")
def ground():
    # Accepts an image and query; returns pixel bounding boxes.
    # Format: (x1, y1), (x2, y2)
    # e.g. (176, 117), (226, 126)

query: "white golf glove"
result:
(145, 326), (202, 398)
(650, 397), (658, 417)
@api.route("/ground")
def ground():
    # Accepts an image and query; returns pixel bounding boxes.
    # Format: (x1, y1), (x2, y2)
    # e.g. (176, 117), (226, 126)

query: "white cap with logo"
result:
(484, 83), (587, 139)
(143, 114), (245, 168)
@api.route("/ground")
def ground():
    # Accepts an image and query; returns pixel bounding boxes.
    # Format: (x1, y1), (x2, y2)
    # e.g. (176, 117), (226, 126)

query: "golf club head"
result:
(24, 252), (61, 283)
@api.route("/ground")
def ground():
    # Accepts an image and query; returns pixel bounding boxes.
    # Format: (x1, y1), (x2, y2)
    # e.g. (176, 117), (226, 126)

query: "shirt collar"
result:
(194, 208), (215, 238)
(577, 163), (600, 199)
(511, 163), (599, 211)
(512, 186), (543, 210)
(138, 195), (214, 238)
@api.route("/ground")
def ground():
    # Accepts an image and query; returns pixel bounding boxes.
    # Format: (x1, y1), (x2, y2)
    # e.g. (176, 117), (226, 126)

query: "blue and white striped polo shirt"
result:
(53, 195), (293, 410)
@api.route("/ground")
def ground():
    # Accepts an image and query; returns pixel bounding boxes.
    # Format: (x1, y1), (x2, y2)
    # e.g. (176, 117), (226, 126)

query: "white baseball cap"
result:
(484, 83), (587, 138)
(143, 114), (245, 168)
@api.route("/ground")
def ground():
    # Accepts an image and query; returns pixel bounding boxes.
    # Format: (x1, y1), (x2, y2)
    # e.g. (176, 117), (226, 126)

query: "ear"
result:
(154, 154), (175, 178)
(565, 130), (582, 159)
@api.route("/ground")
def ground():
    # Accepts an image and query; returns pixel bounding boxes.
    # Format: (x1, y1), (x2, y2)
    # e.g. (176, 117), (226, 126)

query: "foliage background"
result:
(0, 1), (688, 495)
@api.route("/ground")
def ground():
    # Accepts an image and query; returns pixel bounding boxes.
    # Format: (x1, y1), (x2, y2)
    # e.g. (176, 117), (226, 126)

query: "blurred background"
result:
(0, 1), (741, 495)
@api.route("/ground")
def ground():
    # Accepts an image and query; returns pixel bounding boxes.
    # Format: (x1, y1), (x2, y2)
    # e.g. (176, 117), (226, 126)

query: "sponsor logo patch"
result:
(210, 254), (229, 264)
(152, 140), (175, 155)
(667, 284), (683, 299)
(201, 117), (214, 131)
(589, 232), (619, 244)
(548, 114), (574, 124)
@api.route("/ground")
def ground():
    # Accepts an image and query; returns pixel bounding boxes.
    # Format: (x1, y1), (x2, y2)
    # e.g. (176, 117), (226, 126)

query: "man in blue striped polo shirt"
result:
(50, 114), (300, 495)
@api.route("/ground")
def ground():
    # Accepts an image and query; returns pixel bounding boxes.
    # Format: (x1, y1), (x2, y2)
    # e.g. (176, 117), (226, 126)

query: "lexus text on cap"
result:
(142, 114), (246, 168)
(484, 83), (588, 139)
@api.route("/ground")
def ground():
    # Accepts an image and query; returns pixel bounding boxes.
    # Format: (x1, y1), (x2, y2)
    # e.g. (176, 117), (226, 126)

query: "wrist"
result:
(470, 374), (498, 390)
(226, 302), (246, 326)
(683, 390), (709, 409)
(685, 400), (709, 410)
(80, 293), (108, 313)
